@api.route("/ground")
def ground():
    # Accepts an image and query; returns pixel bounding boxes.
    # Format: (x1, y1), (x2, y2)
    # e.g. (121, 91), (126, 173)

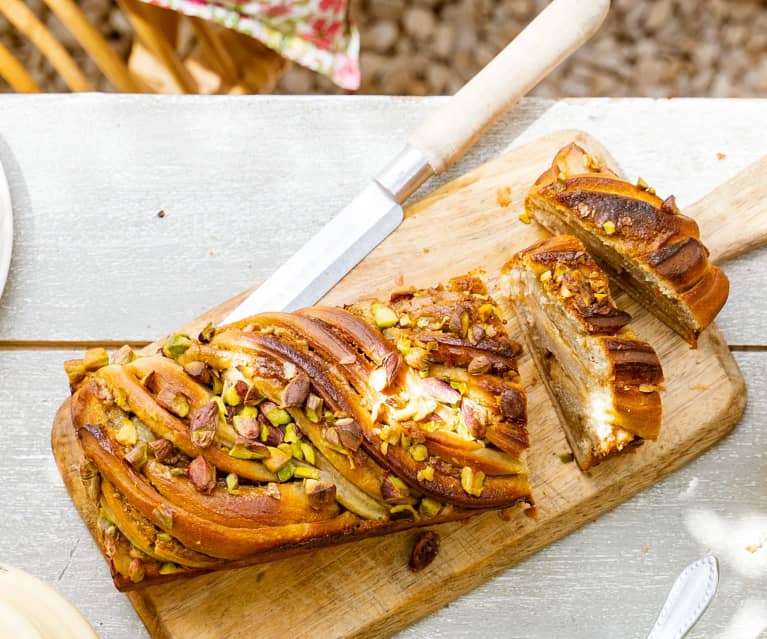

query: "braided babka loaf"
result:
(525, 143), (729, 346)
(67, 275), (532, 590)
(500, 235), (664, 470)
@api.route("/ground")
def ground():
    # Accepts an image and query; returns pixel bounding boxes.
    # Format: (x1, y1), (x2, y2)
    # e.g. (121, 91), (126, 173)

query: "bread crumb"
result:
(716, 152), (727, 160)
(746, 542), (763, 554)
(496, 186), (512, 207)
(689, 383), (709, 391)
(157, 210), (166, 218)
(558, 452), (574, 464)
(642, 546), (651, 554)
(423, 247), (430, 254)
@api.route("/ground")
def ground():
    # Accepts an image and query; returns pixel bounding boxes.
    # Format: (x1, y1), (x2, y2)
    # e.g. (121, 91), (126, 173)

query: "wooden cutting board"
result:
(52, 129), (767, 639)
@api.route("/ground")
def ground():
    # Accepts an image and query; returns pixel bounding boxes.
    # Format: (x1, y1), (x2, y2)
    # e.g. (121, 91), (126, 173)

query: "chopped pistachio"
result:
(380, 440), (389, 455)
(371, 303), (398, 328)
(124, 443), (148, 469)
(300, 442), (315, 466)
(558, 452), (575, 464)
(277, 442), (294, 457)
(226, 473), (240, 494)
(539, 269), (552, 284)
(400, 433), (411, 450)
(276, 461), (296, 482)
(259, 422), (269, 442)
(409, 444), (429, 462)
(293, 466), (320, 480)
(128, 558), (145, 583)
(518, 211), (531, 224)
(114, 387), (130, 412)
(266, 406), (291, 426)
(64, 359), (87, 386)
(419, 497), (442, 518)
(172, 394), (190, 418)
(112, 345), (136, 365)
(594, 292), (608, 302)
(560, 285), (573, 299)
(460, 466), (485, 497)
(291, 440), (304, 460)
(398, 313), (412, 327)
(554, 263), (567, 280)
(557, 171), (567, 182)
(602, 220), (616, 235)
(228, 443), (270, 460)
(477, 304), (495, 321)
(281, 373), (310, 407)
(211, 375), (223, 395)
(450, 380), (468, 395)
(240, 406), (259, 419)
(222, 383), (241, 406)
(159, 562), (185, 575)
(153, 504), (175, 530)
(162, 334), (193, 359)
(156, 532), (172, 542)
(416, 466), (435, 482)
(263, 447), (292, 472)
(396, 337), (412, 355)
(304, 393), (324, 423)
(284, 423), (300, 444)
(116, 419), (138, 446)
(83, 347), (109, 371)
(198, 322), (216, 343)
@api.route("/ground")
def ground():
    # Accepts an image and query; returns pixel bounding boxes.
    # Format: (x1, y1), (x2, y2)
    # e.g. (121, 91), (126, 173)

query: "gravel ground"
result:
(1, 0), (766, 97)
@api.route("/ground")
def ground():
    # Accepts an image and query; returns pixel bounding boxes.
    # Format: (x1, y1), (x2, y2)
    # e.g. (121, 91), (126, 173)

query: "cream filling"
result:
(505, 268), (633, 450)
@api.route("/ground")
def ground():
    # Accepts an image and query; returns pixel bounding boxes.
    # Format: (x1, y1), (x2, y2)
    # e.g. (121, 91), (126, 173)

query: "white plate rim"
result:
(0, 156), (12, 301)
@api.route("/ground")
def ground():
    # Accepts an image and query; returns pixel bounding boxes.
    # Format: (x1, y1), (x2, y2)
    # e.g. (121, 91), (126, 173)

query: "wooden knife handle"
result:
(408, 0), (610, 174)
(687, 154), (767, 264)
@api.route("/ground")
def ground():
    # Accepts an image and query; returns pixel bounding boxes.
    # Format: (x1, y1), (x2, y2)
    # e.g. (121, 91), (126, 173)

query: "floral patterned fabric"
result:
(139, 0), (360, 89)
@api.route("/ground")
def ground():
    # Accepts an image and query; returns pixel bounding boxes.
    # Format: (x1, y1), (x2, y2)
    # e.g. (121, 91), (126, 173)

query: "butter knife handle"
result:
(646, 556), (719, 639)
(408, 0), (609, 175)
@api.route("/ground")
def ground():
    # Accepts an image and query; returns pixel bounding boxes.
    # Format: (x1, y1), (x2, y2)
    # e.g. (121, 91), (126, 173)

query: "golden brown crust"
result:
(67, 278), (532, 590)
(526, 143), (729, 346)
(503, 235), (663, 469)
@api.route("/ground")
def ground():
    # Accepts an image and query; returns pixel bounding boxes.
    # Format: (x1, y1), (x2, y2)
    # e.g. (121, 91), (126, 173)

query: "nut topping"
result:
(304, 479), (336, 510)
(148, 438), (174, 463)
(281, 373), (311, 407)
(188, 455), (216, 494)
(189, 401), (218, 448)
(467, 354), (492, 375)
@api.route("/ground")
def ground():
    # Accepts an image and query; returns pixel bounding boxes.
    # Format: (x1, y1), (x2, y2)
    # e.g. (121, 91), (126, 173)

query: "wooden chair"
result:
(0, 0), (285, 93)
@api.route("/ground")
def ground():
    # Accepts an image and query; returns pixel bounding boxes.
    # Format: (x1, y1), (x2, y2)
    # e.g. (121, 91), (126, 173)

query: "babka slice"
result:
(500, 235), (664, 470)
(65, 275), (532, 590)
(525, 143), (729, 347)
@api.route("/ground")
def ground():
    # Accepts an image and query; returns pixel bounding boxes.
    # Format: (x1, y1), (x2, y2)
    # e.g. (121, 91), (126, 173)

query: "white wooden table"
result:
(0, 96), (765, 639)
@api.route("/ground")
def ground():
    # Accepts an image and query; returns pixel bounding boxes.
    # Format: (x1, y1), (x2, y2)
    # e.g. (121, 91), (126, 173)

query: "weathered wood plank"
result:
(0, 96), (765, 344)
(4, 349), (764, 639)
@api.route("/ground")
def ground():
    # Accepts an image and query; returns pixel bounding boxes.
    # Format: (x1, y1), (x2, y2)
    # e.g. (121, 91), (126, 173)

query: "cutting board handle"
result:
(686, 154), (767, 264)
(408, 0), (609, 174)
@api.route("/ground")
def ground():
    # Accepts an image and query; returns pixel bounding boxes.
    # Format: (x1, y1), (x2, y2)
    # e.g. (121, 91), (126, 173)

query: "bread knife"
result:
(221, 0), (610, 325)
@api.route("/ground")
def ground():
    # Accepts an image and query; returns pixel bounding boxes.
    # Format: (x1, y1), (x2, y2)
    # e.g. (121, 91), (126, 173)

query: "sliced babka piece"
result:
(500, 235), (664, 470)
(525, 142), (729, 346)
